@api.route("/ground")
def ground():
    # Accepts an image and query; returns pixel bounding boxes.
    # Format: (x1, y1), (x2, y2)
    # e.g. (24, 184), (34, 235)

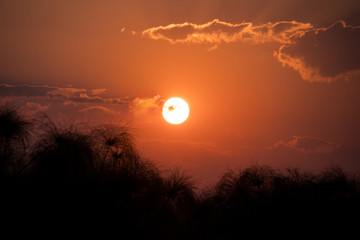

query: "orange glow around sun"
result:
(162, 97), (190, 124)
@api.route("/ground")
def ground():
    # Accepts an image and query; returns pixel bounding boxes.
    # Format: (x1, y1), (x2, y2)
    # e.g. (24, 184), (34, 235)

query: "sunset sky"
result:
(1, 0), (360, 188)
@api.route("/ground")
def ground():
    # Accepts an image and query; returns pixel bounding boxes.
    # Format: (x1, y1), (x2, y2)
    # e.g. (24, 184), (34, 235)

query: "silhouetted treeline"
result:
(1, 105), (360, 238)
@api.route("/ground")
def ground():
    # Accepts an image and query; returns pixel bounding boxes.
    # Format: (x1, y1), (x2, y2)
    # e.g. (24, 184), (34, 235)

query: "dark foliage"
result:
(0, 105), (31, 176)
(1, 106), (360, 238)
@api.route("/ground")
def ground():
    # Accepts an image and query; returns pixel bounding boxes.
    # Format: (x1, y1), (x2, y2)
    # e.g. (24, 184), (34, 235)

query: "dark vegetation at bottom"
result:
(1, 105), (360, 238)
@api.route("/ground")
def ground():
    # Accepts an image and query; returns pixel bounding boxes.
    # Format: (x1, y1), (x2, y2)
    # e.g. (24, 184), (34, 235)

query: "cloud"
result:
(272, 136), (341, 154)
(91, 88), (107, 95)
(0, 84), (86, 99)
(47, 87), (87, 98)
(0, 84), (54, 97)
(130, 95), (164, 114)
(0, 83), (134, 124)
(79, 106), (118, 114)
(20, 102), (49, 115)
(142, 19), (313, 48)
(0, 84), (128, 104)
(274, 21), (360, 82)
(143, 19), (360, 82)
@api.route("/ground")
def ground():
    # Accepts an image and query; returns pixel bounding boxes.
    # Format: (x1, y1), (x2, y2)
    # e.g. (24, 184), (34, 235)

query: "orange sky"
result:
(1, 0), (360, 188)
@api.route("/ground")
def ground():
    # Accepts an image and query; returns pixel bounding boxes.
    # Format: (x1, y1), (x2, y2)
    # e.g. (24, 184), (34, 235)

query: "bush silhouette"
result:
(1, 105), (360, 238)
(91, 124), (137, 171)
(0, 105), (31, 177)
(29, 126), (95, 184)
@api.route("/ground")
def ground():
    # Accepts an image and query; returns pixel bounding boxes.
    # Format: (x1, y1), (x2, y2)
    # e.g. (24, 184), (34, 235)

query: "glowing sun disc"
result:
(162, 97), (190, 124)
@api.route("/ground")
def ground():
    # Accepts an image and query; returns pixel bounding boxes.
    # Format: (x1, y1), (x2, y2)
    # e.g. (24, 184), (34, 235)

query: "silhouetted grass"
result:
(0, 104), (32, 176)
(1, 105), (360, 238)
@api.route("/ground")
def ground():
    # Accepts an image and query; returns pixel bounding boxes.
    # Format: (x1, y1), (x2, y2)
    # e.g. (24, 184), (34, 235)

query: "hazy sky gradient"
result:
(1, 0), (360, 188)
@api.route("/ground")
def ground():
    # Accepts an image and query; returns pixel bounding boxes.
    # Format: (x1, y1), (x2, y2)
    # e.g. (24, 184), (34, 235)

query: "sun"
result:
(162, 97), (190, 124)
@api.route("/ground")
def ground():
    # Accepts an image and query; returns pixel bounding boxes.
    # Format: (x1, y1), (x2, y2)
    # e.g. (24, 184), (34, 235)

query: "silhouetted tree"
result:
(162, 168), (196, 211)
(0, 105), (31, 176)
(155, 168), (198, 239)
(91, 124), (137, 171)
(28, 118), (96, 185)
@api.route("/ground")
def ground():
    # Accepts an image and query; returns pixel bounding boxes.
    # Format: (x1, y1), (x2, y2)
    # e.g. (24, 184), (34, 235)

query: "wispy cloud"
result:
(0, 84), (55, 97)
(91, 88), (107, 95)
(0, 84), (128, 104)
(20, 102), (49, 115)
(47, 87), (87, 98)
(79, 106), (118, 114)
(142, 19), (312, 47)
(130, 95), (164, 114)
(272, 136), (341, 154)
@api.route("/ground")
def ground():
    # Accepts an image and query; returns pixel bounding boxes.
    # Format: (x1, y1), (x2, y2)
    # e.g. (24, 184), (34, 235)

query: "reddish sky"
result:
(1, 0), (360, 188)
